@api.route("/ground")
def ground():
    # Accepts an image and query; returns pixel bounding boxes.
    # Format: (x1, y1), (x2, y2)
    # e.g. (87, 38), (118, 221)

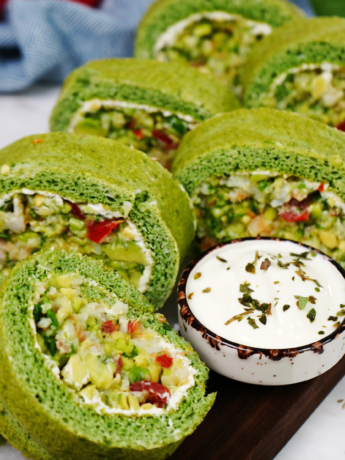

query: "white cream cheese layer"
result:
(69, 99), (198, 133)
(0, 189), (153, 293)
(154, 12), (272, 54)
(187, 239), (345, 349)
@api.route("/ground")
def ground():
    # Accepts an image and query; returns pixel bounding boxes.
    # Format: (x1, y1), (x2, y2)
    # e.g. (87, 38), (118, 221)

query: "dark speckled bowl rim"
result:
(177, 237), (345, 360)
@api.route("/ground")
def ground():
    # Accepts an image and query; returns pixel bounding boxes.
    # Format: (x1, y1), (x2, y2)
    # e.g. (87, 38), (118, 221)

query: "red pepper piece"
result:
(279, 196), (311, 222)
(129, 381), (171, 408)
(133, 129), (144, 140)
(280, 208), (310, 222)
(152, 129), (175, 146)
(156, 354), (173, 369)
(101, 320), (116, 334)
(318, 182), (325, 192)
(128, 319), (139, 335)
(337, 120), (345, 132)
(68, 202), (86, 221)
(114, 356), (123, 376)
(86, 219), (123, 243)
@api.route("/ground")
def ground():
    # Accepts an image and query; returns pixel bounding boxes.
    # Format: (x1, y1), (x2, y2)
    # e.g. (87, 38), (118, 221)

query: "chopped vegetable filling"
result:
(155, 14), (271, 93)
(261, 66), (345, 128)
(192, 172), (345, 267)
(33, 275), (194, 413)
(71, 102), (196, 169)
(0, 192), (152, 290)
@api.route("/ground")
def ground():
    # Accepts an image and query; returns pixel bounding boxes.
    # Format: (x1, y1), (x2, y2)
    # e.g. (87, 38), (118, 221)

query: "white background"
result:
(0, 84), (344, 459)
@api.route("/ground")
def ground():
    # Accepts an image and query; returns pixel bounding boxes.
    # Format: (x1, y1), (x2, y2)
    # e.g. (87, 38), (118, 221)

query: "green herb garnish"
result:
(194, 272), (201, 280)
(202, 288), (211, 293)
(247, 317), (259, 329)
(216, 256), (227, 263)
(283, 305), (290, 312)
(43, 335), (57, 356)
(33, 304), (43, 323)
(259, 315), (267, 325)
(277, 260), (289, 269)
(224, 311), (252, 326)
(295, 296), (309, 310)
(307, 308), (316, 323)
(46, 310), (58, 328)
(318, 331), (325, 335)
(328, 316), (338, 322)
(290, 251), (310, 260)
(295, 268), (322, 287)
(245, 263), (256, 274)
(29, 209), (39, 221)
(315, 287), (320, 292)
(245, 251), (259, 274)
(240, 282), (253, 294)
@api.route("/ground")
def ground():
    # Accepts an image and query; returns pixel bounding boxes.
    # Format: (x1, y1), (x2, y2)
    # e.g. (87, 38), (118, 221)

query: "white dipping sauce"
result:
(187, 240), (345, 349)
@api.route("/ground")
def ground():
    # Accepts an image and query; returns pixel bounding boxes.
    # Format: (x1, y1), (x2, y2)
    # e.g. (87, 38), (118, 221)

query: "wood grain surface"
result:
(170, 356), (345, 460)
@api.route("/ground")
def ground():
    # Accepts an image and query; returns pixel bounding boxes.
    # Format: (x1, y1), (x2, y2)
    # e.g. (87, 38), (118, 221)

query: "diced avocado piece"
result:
(108, 392), (129, 410)
(36, 334), (47, 353)
(83, 355), (115, 390)
(74, 119), (108, 137)
(107, 261), (144, 288)
(49, 275), (73, 288)
(148, 363), (161, 383)
(114, 339), (138, 358)
(16, 232), (41, 245)
(128, 365), (151, 383)
(310, 202), (323, 219)
(122, 356), (135, 371)
(102, 239), (148, 265)
(263, 207), (278, 222)
(61, 355), (90, 391)
(134, 354), (150, 368)
(72, 296), (84, 313)
(128, 394), (140, 410)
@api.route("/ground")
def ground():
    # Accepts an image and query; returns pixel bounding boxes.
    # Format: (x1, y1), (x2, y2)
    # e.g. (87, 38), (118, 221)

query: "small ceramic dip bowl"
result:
(177, 238), (345, 385)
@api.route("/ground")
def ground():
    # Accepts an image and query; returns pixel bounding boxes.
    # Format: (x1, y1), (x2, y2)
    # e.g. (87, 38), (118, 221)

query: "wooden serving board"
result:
(170, 355), (345, 460)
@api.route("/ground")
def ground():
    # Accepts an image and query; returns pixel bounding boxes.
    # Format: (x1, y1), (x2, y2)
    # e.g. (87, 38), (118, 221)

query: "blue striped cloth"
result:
(0, 0), (314, 93)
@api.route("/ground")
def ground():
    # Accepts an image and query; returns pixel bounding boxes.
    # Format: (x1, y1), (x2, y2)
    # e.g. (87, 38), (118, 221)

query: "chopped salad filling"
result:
(192, 172), (345, 267)
(32, 275), (195, 414)
(0, 191), (152, 291)
(261, 65), (345, 129)
(71, 100), (197, 170)
(155, 13), (272, 93)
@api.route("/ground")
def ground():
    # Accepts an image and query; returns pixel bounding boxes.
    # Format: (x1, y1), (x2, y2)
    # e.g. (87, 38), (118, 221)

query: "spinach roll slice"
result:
(0, 133), (195, 309)
(50, 58), (239, 170)
(172, 108), (345, 267)
(0, 249), (215, 460)
(244, 17), (345, 130)
(135, 0), (304, 95)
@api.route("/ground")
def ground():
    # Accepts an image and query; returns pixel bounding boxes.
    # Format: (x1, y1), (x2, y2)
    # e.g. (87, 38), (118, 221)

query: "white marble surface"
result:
(0, 84), (344, 459)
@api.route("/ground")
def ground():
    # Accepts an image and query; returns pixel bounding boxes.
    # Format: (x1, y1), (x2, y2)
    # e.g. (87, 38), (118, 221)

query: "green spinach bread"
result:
(0, 133), (195, 309)
(50, 58), (239, 170)
(0, 248), (215, 459)
(135, 0), (304, 94)
(172, 108), (345, 267)
(243, 17), (345, 129)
